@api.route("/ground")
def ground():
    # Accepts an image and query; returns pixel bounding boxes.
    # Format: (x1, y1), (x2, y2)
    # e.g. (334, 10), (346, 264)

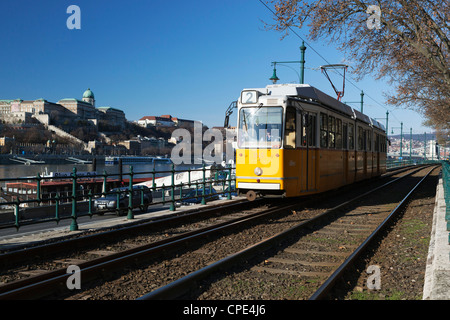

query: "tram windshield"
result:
(238, 107), (283, 148)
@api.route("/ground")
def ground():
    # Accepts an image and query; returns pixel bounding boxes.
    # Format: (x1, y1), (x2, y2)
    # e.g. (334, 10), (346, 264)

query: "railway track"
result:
(0, 165), (434, 299)
(138, 165), (438, 300)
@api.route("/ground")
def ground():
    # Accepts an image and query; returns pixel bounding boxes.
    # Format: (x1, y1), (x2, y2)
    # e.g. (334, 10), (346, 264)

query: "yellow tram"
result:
(235, 84), (387, 200)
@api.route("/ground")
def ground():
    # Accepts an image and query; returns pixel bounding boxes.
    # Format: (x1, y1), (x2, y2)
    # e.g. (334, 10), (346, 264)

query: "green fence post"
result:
(201, 164), (206, 205)
(152, 166), (156, 192)
(70, 167), (78, 231)
(116, 189), (121, 215)
(128, 165), (134, 220)
(170, 163), (176, 211)
(102, 170), (107, 197)
(55, 193), (60, 224)
(188, 168), (191, 188)
(36, 173), (41, 204)
(14, 196), (20, 230)
(88, 190), (93, 218)
(227, 166), (232, 200)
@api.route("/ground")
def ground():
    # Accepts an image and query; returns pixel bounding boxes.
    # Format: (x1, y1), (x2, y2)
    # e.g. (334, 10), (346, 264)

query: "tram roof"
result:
(246, 84), (385, 131)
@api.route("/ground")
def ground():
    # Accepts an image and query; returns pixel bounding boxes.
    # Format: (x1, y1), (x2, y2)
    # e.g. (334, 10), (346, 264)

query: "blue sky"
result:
(0, 0), (433, 135)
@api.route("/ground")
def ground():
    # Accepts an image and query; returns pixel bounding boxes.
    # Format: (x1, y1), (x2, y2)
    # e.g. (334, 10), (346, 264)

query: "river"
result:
(0, 161), (203, 181)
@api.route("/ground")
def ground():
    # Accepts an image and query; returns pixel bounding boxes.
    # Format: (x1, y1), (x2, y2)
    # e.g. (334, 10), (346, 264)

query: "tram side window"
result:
(301, 113), (307, 147)
(284, 107), (296, 149)
(380, 135), (386, 152)
(328, 116), (336, 148)
(348, 123), (354, 150)
(358, 126), (364, 151)
(367, 130), (372, 152)
(301, 113), (317, 147)
(336, 119), (342, 149)
(320, 113), (328, 148)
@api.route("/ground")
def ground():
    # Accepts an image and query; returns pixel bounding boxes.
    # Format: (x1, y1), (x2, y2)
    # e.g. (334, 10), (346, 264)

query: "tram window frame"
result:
(301, 113), (317, 148)
(367, 130), (372, 152)
(284, 106), (296, 149)
(320, 113), (328, 148)
(374, 133), (379, 152)
(336, 118), (342, 149)
(363, 130), (367, 151)
(348, 123), (354, 150)
(300, 112), (306, 147)
(308, 114), (317, 147)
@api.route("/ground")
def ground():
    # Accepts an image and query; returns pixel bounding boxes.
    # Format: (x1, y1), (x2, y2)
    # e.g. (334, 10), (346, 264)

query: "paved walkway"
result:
(423, 174), (450, 299)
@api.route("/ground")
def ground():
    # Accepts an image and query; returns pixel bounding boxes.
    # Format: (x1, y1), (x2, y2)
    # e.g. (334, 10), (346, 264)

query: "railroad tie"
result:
(251, 266), (330, 278)
(86, 250), (116, 256)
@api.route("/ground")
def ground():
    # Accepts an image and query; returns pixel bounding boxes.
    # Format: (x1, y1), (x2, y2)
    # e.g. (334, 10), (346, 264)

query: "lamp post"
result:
(392, 122), (403, 160)
(344, 90), (364, 113)
(299, 41), (306, 84)
(409, 128), (413, 163)
(269, 41), (306, 84)
(424, 132), (427, 160)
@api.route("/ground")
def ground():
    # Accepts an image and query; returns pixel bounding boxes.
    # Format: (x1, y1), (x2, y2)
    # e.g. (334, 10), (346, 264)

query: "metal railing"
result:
(386, 158), (441, 170)
(0, 164), (236, 231)
(442, 161), (450, 244)
(0, 158), (441, 232)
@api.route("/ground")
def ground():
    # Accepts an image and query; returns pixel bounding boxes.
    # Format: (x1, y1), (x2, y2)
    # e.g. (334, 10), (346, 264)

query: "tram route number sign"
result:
(241, 91), (258, 104)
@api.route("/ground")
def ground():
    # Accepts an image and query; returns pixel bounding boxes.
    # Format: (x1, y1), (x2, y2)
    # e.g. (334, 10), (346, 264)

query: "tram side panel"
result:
(346, 149), (357, 185)
(283, 148), (299, 197)
(318, 149), (344, 192)
(288, 147), (319, 197)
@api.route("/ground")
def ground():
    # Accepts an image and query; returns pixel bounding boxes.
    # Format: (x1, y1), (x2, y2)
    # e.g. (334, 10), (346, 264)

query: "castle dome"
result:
(83, 88), (94, 99)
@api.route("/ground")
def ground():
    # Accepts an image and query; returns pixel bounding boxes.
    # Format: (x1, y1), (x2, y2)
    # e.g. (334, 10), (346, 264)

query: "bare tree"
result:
(263, 0), (449, 129)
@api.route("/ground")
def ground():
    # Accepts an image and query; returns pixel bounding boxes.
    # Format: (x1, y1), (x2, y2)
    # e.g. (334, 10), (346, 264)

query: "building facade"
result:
(138, 114), (196, 128)
(0, 88), (125, 128)
(97, 106), (126, 128)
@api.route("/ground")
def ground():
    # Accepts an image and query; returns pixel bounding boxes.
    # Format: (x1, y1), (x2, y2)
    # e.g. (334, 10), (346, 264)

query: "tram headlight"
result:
(254, 167), (263, 176)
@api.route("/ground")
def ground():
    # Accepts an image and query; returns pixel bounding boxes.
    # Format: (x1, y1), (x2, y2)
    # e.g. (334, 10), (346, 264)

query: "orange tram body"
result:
(235, 84), (387, 200)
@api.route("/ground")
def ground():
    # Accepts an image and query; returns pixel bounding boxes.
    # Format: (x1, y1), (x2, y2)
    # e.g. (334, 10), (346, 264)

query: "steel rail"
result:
(138, 166), (432, 300)
(309, 166), (437, 300)
(0, 196), (306, 299)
